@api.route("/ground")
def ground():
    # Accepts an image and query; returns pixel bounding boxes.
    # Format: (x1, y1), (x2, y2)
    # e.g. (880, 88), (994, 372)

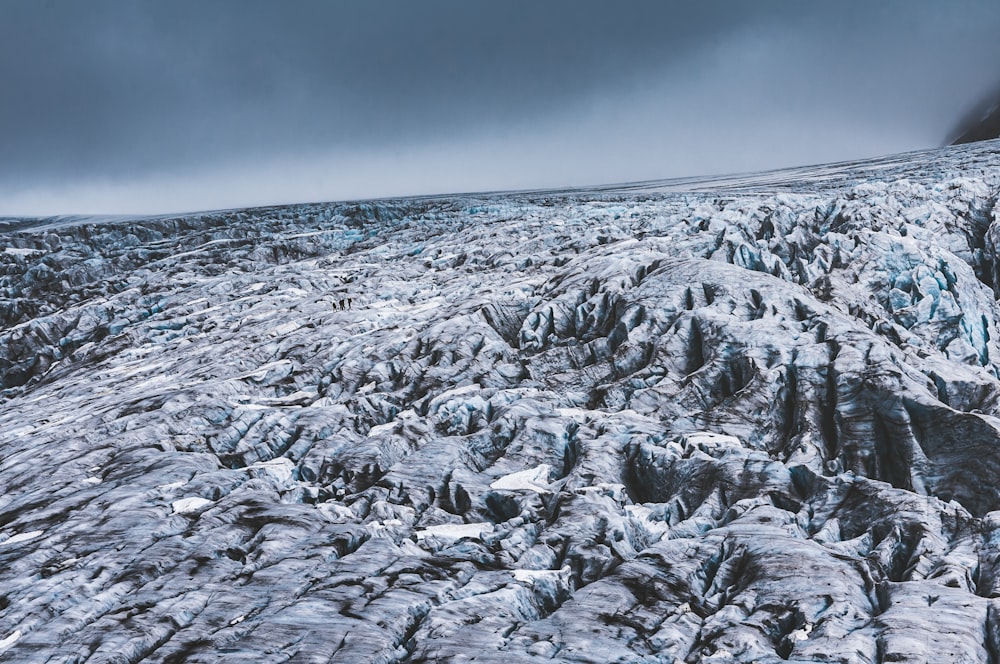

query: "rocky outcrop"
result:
(951, 88), (1000, 146)
(3, 141), (1000, 661)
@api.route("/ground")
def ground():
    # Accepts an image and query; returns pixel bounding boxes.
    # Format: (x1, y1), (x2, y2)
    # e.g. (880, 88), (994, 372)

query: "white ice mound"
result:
(0, 630), (22, 652)
(0, 531), (42, 546)
(490, 464), (553, 493)
(171, 497), (213, 514)
(414, 522), (492, 541)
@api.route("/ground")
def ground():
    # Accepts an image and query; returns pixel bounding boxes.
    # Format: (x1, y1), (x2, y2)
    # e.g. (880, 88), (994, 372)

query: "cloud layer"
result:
(2, 0), (1000, 214)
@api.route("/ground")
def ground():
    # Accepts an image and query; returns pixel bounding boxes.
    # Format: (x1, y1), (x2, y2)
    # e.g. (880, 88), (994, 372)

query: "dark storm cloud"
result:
(0, 1), (762, 176)
(2, 0), (1000, 214)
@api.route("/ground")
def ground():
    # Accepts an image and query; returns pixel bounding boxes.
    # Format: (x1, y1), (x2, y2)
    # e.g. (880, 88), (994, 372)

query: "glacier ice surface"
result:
(2, 141), (1000, 661)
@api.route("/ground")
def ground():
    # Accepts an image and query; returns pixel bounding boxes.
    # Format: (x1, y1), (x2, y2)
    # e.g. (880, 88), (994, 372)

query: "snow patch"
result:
(269, 321), (302, 337)
(171, 497), (213, 514)
(0, 630), (22, 651)
(682, 431), (743, 455)
(1, 530), (43, 546)
(367, 519), (405, 537)
(4, 246), (42, 256)
(512, 566), (570, 584)
(247, 457), (295, 486)
(415, 522), (492, 541)
(490, 464), (552, 493)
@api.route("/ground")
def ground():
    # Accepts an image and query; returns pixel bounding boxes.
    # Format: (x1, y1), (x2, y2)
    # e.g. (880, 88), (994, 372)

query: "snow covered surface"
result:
(170, 497), (213, 514)
(489, 463), (553, 492)
(414, 522), (492, 541)
(3, 140), (1000, 661)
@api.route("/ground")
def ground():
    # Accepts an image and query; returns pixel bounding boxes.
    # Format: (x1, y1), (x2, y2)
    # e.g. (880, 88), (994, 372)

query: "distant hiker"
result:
(331, 298), (353, 311)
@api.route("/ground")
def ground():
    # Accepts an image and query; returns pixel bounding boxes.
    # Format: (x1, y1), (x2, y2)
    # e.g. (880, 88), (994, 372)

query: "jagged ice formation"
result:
(3, 141), (1000, 662)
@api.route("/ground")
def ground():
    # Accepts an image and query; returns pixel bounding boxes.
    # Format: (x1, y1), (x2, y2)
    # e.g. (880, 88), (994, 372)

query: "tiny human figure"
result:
(332, 298), (354, 311)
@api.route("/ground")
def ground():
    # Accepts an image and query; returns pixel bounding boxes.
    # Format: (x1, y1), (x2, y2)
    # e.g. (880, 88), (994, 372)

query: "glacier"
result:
(3, 141), (1000, 661)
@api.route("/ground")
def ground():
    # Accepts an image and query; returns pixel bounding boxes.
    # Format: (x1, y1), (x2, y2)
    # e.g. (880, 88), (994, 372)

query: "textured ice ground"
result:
(4, 141), (1000, 662)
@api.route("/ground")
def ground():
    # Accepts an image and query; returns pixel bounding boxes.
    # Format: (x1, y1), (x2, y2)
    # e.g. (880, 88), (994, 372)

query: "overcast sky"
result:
(3, 0), (1000, 215)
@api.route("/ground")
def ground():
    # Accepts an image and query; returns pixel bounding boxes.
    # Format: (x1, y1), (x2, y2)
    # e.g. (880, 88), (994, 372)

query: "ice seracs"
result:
(2, 140), (1000, 661)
